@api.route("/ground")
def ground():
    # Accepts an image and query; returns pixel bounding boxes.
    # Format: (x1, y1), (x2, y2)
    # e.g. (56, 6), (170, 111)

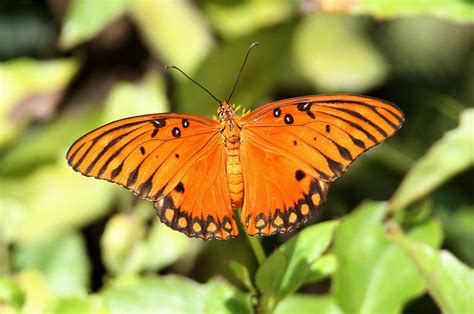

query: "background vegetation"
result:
(0, 1), (473, 313)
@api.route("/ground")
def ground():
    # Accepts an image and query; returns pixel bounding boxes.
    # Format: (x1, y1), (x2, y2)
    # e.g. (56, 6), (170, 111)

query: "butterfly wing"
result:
(67, 113), (238, 240)
(239, 94), (404, 236)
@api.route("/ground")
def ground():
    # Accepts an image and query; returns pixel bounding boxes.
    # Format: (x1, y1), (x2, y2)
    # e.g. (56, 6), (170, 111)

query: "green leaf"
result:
(306, 254), (338, 284)
(227, 260), (255, 292)
(274, 294), (342, 314)
(333, 202), (443, 314)
(102, 72), (169, 123)
(0, 277), (26, 309)
(143, 220), (204, 272)
(391, 109), (474, 212)
(12, 232), (90, 296)
(292, 14), (387, 93)
(131, 0), (214, 73)
(51, 295), (109, 314)
(256, 221), (339, 312)
(0, 162), (117, 243)
(203, 0), (297, 38)
(319, 0), (474, 23)
(388, 224), (474, 314)
(0, 58), (79, 146)
(59, 0), (129, 49)
(101, 275), (249, 314)
(15, 269), (54, 314)
(100, 214), (146, 275)
(204, 279), (253, 314)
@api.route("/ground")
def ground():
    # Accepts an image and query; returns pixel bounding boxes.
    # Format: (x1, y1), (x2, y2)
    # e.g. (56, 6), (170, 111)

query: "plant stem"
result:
(246, 233), (266, 266)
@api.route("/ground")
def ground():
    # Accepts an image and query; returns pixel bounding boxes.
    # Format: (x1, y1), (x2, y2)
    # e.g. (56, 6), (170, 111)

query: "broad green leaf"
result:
(204, 279), (253, 314)
(306, 254), (338, 284)
(227, 260), (255, 292)
(275, 294), (342, 314)
(319, 0), (474, 23)
(0, 58), (78, 146)
(255, 249), (287, 312)
(101, 214), (146, 275)
(51, 295), (109, 314)
(144, 220), (203, 272)
(15, 269), (54, 314)
(0, 162), (117, 243)
(101, 275), (246, 314)
(203, 0), (297, 38)
(102, 72), (169, 123)
(0, 277), (25, 309)
(131, 0), (214, 73)
(12, 232), (90, 296)
(256, 221), (339, 312)
(333, 202), (443, 314)
(391, 109), (474, 211)
(388, 223), (474, 314)
(292, 14), (387, 93)
(59, 0), (129, 48)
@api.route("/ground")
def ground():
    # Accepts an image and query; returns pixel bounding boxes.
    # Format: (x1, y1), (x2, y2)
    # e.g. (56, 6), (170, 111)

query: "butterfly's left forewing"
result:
(239, 94), (404, 236)
(67, 113), (238, 240)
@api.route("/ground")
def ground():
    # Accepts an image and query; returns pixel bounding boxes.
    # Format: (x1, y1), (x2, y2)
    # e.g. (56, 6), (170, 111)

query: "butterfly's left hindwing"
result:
(239, 94), (404, 236)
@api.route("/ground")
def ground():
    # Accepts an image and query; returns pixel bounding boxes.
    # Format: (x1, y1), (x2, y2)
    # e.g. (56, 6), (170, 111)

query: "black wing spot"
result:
(273, 107), (281, 117)
(297, 102), (311, 111)
(335, 143), (353, 161)
(140, 146), (145, 155)
(293, 140), (297, 146)
(175, 153), (180, 159)
(284, 114), (294, 125)
(175, 182), (185, 193)
(172, 127), (181, 138)
(351, 136), (366, 149)
(127, 168), (139, 186)
(137, 178), (153, 197)
(110, 163), (123, 179)
(182, 119), (189, 128)
(152, 119), (166, 128)
(295, 170), (306, 181)
(325, 124), (331, 133)
(297, 102), (315, 119)
(151, 129), (158, 138)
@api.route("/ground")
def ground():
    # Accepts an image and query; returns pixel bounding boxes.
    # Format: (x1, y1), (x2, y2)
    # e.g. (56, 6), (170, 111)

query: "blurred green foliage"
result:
(0, 1), (473, 313)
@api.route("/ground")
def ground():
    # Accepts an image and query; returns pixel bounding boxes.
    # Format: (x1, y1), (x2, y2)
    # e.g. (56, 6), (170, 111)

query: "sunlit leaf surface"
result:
(388, 223), (474, 314)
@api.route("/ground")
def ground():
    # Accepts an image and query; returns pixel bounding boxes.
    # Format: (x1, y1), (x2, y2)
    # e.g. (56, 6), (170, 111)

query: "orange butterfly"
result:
(67, 43), (404, 240)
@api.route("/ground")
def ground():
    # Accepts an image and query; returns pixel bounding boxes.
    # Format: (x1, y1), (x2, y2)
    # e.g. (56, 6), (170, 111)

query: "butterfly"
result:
(66, 44), (404, 240)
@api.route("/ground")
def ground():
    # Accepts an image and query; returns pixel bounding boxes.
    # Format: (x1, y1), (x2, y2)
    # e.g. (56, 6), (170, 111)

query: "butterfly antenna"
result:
(165, 65), (221, 105)
(227, 42), (259, 104)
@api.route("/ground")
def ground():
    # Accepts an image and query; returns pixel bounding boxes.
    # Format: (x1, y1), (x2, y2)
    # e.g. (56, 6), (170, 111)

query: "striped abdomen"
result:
(226, 141), (244, 208)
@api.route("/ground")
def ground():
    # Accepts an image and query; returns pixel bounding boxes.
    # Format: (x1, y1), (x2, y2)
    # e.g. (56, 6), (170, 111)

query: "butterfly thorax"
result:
(218, 101), (244, 208)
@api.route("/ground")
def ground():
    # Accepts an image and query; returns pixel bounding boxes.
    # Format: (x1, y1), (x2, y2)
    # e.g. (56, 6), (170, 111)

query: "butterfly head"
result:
(218, 101), (235, 122)
(218, 101), (241, 140)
